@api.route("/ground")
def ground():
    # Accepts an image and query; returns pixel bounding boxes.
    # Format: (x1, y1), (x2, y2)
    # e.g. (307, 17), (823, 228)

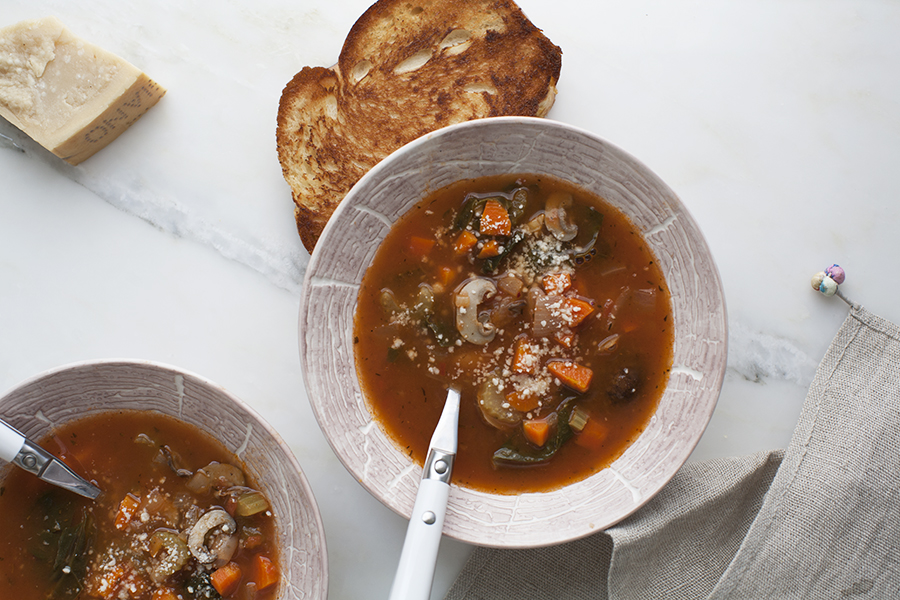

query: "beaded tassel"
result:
(811, 264), (857, 308)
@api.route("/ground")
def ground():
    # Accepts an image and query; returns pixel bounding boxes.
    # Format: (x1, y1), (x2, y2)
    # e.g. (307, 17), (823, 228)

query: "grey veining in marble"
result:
(2, 0), (900, 598)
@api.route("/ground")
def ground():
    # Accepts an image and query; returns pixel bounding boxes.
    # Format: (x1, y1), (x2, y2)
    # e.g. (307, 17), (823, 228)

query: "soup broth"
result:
(354, 174), (674, 493)
(0, 411), (280, 600)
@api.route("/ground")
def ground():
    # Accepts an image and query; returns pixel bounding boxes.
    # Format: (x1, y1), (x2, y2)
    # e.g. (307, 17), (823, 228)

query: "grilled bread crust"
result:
(276, 0), (562, 252)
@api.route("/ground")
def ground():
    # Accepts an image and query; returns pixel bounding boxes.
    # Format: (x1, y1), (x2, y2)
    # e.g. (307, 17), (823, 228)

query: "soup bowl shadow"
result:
(0, 359), (328, 599)
(299, 116), (727, 548)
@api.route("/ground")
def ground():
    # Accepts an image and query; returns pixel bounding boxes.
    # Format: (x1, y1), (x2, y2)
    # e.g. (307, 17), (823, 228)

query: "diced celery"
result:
(568, 406), (590, 433)
(234, 490), (270, 517)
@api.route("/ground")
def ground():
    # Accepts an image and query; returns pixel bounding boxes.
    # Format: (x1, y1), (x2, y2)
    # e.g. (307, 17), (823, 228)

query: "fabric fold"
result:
(709, 307), (900, 598)
(606, 450), (783, 600)
(445, 306), (900, 600)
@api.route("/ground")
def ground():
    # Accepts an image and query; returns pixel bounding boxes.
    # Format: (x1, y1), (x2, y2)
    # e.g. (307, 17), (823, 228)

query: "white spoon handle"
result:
(0, 419), (25, 463)
(388, 477), (450, 600)
(389, 388), (459, 600)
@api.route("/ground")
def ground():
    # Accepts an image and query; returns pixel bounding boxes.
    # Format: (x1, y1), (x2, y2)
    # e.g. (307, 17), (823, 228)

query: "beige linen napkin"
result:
(445, 305), (900, 599)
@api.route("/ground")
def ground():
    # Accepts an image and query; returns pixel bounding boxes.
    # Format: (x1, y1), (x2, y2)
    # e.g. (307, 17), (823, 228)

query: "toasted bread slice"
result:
(276, 0), (562, 252)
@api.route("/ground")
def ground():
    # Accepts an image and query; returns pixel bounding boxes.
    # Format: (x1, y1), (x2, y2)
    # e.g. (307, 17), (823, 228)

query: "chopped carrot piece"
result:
(243, 531), (264, 550)
(547, 360), (594, 393)
(90, 563), (125, 600)
(479, 199), (511, 236)
(453, 230), (478, 254)
(438, 266), (455, 287)
(477, 239), (502, 258)
(561, 297), (595, 327)
(621, 320), (639, 333)
(523, 419), (551, 447)
(553, 330), (576, 348)
(152, 589), (180, 600)
(506, 390), (541, 412)
(211, 562), (243, 597)
(542, 272), (572, 295)
(407, 235), (436, 257)
(574, 418), (609, 451)
(115, 493), (140, 530)
(254, 555), (280, 591)
(512, 338), (540, 374)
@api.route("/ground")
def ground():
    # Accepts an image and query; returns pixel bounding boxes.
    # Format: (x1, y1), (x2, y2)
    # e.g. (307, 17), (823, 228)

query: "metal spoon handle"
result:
(0, 418), (101, 499)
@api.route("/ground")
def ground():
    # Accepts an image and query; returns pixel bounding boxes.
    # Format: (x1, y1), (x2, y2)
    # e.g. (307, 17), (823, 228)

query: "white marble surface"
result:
(1, 1), (899, 598)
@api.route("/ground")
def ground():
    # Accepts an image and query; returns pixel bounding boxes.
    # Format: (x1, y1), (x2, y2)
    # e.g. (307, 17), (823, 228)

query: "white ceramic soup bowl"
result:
(0, 359), (328, 599)
(299, 116), (727, 548)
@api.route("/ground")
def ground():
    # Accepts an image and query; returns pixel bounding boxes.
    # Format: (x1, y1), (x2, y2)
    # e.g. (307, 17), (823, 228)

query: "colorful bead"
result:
(811, 271), (826, 292)
(825, 264), (845, 285)
(819, 275), (838, 296)
(811, 271), (838, 296)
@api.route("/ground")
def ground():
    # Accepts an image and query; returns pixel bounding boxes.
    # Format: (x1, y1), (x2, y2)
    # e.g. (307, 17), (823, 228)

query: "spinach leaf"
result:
(454, 194), (518, 231)
(508, 188), (528, 223)
(27, 491), (93, 600)
(453, 194), (489, 231)
(492, 399), (576, 467)
(481, 229), (526, 274)
(425, 314), (457, 347)
(186, 570), (223, 600)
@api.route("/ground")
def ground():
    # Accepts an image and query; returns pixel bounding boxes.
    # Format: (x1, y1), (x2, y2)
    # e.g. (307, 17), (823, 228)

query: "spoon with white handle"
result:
(0, 418), (101, 499)
(388, 387), (460, 600)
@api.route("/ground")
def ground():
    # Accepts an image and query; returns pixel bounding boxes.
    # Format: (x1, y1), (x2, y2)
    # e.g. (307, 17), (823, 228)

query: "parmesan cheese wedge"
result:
(0, 16), (165, 165)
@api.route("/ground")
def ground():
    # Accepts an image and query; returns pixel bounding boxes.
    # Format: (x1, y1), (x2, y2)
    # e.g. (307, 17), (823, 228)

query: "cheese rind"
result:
(0, 16), (165, 164)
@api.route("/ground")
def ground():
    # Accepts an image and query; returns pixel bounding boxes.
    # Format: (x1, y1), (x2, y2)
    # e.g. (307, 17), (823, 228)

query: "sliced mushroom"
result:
(188, 508), (238, 566)
(152, 444), (192, 478)
(544, 191), (578, 241)
(597, 334), (620, 354)
(454, 278), (497, 345)
(569, 206), (604, 266)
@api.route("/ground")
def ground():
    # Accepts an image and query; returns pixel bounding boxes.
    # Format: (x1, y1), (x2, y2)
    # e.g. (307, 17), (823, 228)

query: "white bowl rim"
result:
(0, 357), (330, 596)
(299, 116), (727, 548)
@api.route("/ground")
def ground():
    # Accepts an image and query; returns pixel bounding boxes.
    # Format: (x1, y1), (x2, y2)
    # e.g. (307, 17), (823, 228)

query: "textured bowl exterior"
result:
(300, 116), (727, 548)
(0, 359), (328, 599)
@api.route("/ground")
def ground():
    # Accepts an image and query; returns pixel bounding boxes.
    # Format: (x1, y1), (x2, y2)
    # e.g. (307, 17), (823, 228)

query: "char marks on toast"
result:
(276, 0), (562, 252)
